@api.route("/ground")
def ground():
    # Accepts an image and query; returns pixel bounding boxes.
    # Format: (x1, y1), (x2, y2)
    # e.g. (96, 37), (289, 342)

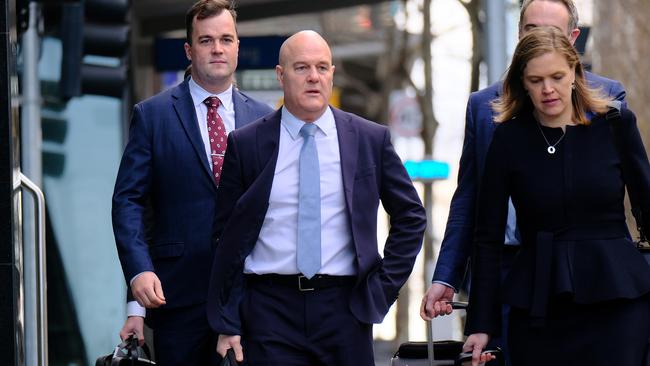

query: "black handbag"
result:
(96, 335), (156, 366)
(606, 102), (650, 265)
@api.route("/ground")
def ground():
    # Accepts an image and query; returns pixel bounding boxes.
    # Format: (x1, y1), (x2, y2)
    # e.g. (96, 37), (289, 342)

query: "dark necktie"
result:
(203, 96), (228, 185)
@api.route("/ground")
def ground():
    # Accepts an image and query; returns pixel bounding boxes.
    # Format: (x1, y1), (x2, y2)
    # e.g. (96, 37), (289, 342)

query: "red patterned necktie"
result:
(203, 96), (228, 185)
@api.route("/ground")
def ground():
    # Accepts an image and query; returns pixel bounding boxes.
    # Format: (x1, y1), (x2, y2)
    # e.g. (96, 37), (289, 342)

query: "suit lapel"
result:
(256, 109), (282, 174)
(332, 108), (358, 215)
(172, 80), (215, 186)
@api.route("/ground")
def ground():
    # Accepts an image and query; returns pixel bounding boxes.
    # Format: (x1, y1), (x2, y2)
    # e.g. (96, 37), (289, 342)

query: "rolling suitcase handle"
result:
(427, 302), (467, 366)
(391, 301), (501, 365)
(390, 301), (467, 365)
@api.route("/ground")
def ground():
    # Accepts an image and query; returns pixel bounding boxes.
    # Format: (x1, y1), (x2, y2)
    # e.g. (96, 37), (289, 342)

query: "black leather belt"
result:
(245, 274), (356, 292)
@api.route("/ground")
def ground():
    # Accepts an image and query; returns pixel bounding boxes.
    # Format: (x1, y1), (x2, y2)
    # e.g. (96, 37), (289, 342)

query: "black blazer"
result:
(465, 107), (650, 336)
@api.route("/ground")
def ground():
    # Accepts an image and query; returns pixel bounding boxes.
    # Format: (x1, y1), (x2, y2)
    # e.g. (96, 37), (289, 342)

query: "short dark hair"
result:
(185, 0), (237, 44)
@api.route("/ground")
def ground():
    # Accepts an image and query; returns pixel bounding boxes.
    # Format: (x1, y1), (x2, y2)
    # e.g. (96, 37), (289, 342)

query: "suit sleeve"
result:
(213, 132), (245, 242)
(208, 131), (246, 336)
(617, 109), (650, 234)
(112, 103), (155, 284)
(464, 125), (510, 337)
(375, 129), (427, 306)
(432, 97), (478, 288)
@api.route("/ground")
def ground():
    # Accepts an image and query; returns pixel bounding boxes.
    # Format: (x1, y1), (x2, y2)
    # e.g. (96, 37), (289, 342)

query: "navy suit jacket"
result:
(206, 107), (427, 335)
(432, 71), (626, 289)
(112, 78), (273, 309)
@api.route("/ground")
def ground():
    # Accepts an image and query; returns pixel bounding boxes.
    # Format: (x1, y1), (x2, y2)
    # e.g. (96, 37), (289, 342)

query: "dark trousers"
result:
(148, 303), (221, 366)
(241, 275), (374, 366)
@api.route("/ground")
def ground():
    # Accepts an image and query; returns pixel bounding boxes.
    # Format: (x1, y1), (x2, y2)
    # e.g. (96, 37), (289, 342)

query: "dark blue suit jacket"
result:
(432, 71), (626, 289)
(112, 79), (273, 309)
(206, 107), (427, 335)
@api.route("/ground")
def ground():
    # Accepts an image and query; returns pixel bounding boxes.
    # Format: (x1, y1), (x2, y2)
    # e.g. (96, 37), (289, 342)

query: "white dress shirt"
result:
(244, 106), (357, 276)
(127, 78), (235, 317)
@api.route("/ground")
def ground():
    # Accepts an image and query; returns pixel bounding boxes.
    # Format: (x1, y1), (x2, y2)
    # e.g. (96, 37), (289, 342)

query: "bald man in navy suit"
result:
(207, 31), (426, 366)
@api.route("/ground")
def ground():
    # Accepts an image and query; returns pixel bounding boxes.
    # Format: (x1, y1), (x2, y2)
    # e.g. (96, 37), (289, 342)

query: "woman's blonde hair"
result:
(492, 26), (611, 125)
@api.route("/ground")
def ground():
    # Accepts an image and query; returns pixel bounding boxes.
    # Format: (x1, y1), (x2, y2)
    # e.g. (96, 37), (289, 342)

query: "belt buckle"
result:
(298, 275), (315, 291)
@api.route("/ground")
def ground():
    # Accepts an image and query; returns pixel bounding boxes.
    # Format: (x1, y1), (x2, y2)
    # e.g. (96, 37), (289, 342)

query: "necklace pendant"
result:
(547, 146), (556, 154)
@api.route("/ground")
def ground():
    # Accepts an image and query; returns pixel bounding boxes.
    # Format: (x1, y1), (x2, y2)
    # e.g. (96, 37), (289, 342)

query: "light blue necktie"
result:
(297, 123), (321, 279)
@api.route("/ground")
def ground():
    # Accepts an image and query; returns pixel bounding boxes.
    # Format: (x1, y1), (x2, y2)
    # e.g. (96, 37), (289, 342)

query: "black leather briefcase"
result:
(96, 335), (156, 366)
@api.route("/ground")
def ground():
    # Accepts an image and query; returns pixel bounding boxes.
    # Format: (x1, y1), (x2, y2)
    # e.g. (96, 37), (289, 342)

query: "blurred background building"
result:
(2, 0), (648, 365)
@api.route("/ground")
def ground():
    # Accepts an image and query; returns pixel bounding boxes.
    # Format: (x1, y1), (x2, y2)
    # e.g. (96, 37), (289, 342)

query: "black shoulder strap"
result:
(605, 103), (648, 244)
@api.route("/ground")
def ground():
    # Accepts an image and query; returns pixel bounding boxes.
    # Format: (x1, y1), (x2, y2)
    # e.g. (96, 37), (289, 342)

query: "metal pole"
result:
(427, 320), (435, 366)
(20, 2), (44, 365)
(21, 3), (41, 183)
(485, 0), (508, 84)
(18, 174), (47, 366)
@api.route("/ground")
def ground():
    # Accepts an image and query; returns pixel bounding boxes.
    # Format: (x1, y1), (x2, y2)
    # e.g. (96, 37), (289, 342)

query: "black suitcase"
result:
(390, 302), (502, 366)
(390, 338), (464, 365)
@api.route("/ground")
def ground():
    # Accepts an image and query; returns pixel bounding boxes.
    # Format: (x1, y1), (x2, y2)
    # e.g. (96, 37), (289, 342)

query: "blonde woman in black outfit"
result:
(462, 26), (650, 366)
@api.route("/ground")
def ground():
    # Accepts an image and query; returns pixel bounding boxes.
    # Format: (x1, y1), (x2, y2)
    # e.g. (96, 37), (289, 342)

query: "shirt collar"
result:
(188, 77), (234, 111)
(281, 106), (335, 141)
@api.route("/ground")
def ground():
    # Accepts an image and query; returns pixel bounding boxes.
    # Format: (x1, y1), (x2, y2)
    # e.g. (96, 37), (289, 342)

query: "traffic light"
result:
(60, 0), (130, 99)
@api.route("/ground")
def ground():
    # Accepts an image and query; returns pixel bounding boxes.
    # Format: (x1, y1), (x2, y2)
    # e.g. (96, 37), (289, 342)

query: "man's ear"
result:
(184, 42), (192, 61)
(275, 65), (284, 86)
(569, 28), (581, 45)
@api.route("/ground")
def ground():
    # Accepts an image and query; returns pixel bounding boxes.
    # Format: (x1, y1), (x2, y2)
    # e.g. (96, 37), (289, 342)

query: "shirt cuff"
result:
(432, 280), (457, 293)
(130, 271), (147, 286)
(126, 301), (146, 317)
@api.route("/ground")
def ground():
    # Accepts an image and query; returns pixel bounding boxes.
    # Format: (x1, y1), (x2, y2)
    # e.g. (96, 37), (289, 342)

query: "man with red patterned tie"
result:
(111, 1), (272, 364)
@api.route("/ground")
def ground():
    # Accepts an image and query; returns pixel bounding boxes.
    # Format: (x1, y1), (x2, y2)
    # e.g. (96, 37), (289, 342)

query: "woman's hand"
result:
(462, 333), (495, 366)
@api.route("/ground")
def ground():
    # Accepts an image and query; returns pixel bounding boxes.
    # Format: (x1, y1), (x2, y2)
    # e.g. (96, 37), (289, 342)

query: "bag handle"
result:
(111, 335), (155, 366)
(220, 348), (239, 366)
(605, 102), (648, 247)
